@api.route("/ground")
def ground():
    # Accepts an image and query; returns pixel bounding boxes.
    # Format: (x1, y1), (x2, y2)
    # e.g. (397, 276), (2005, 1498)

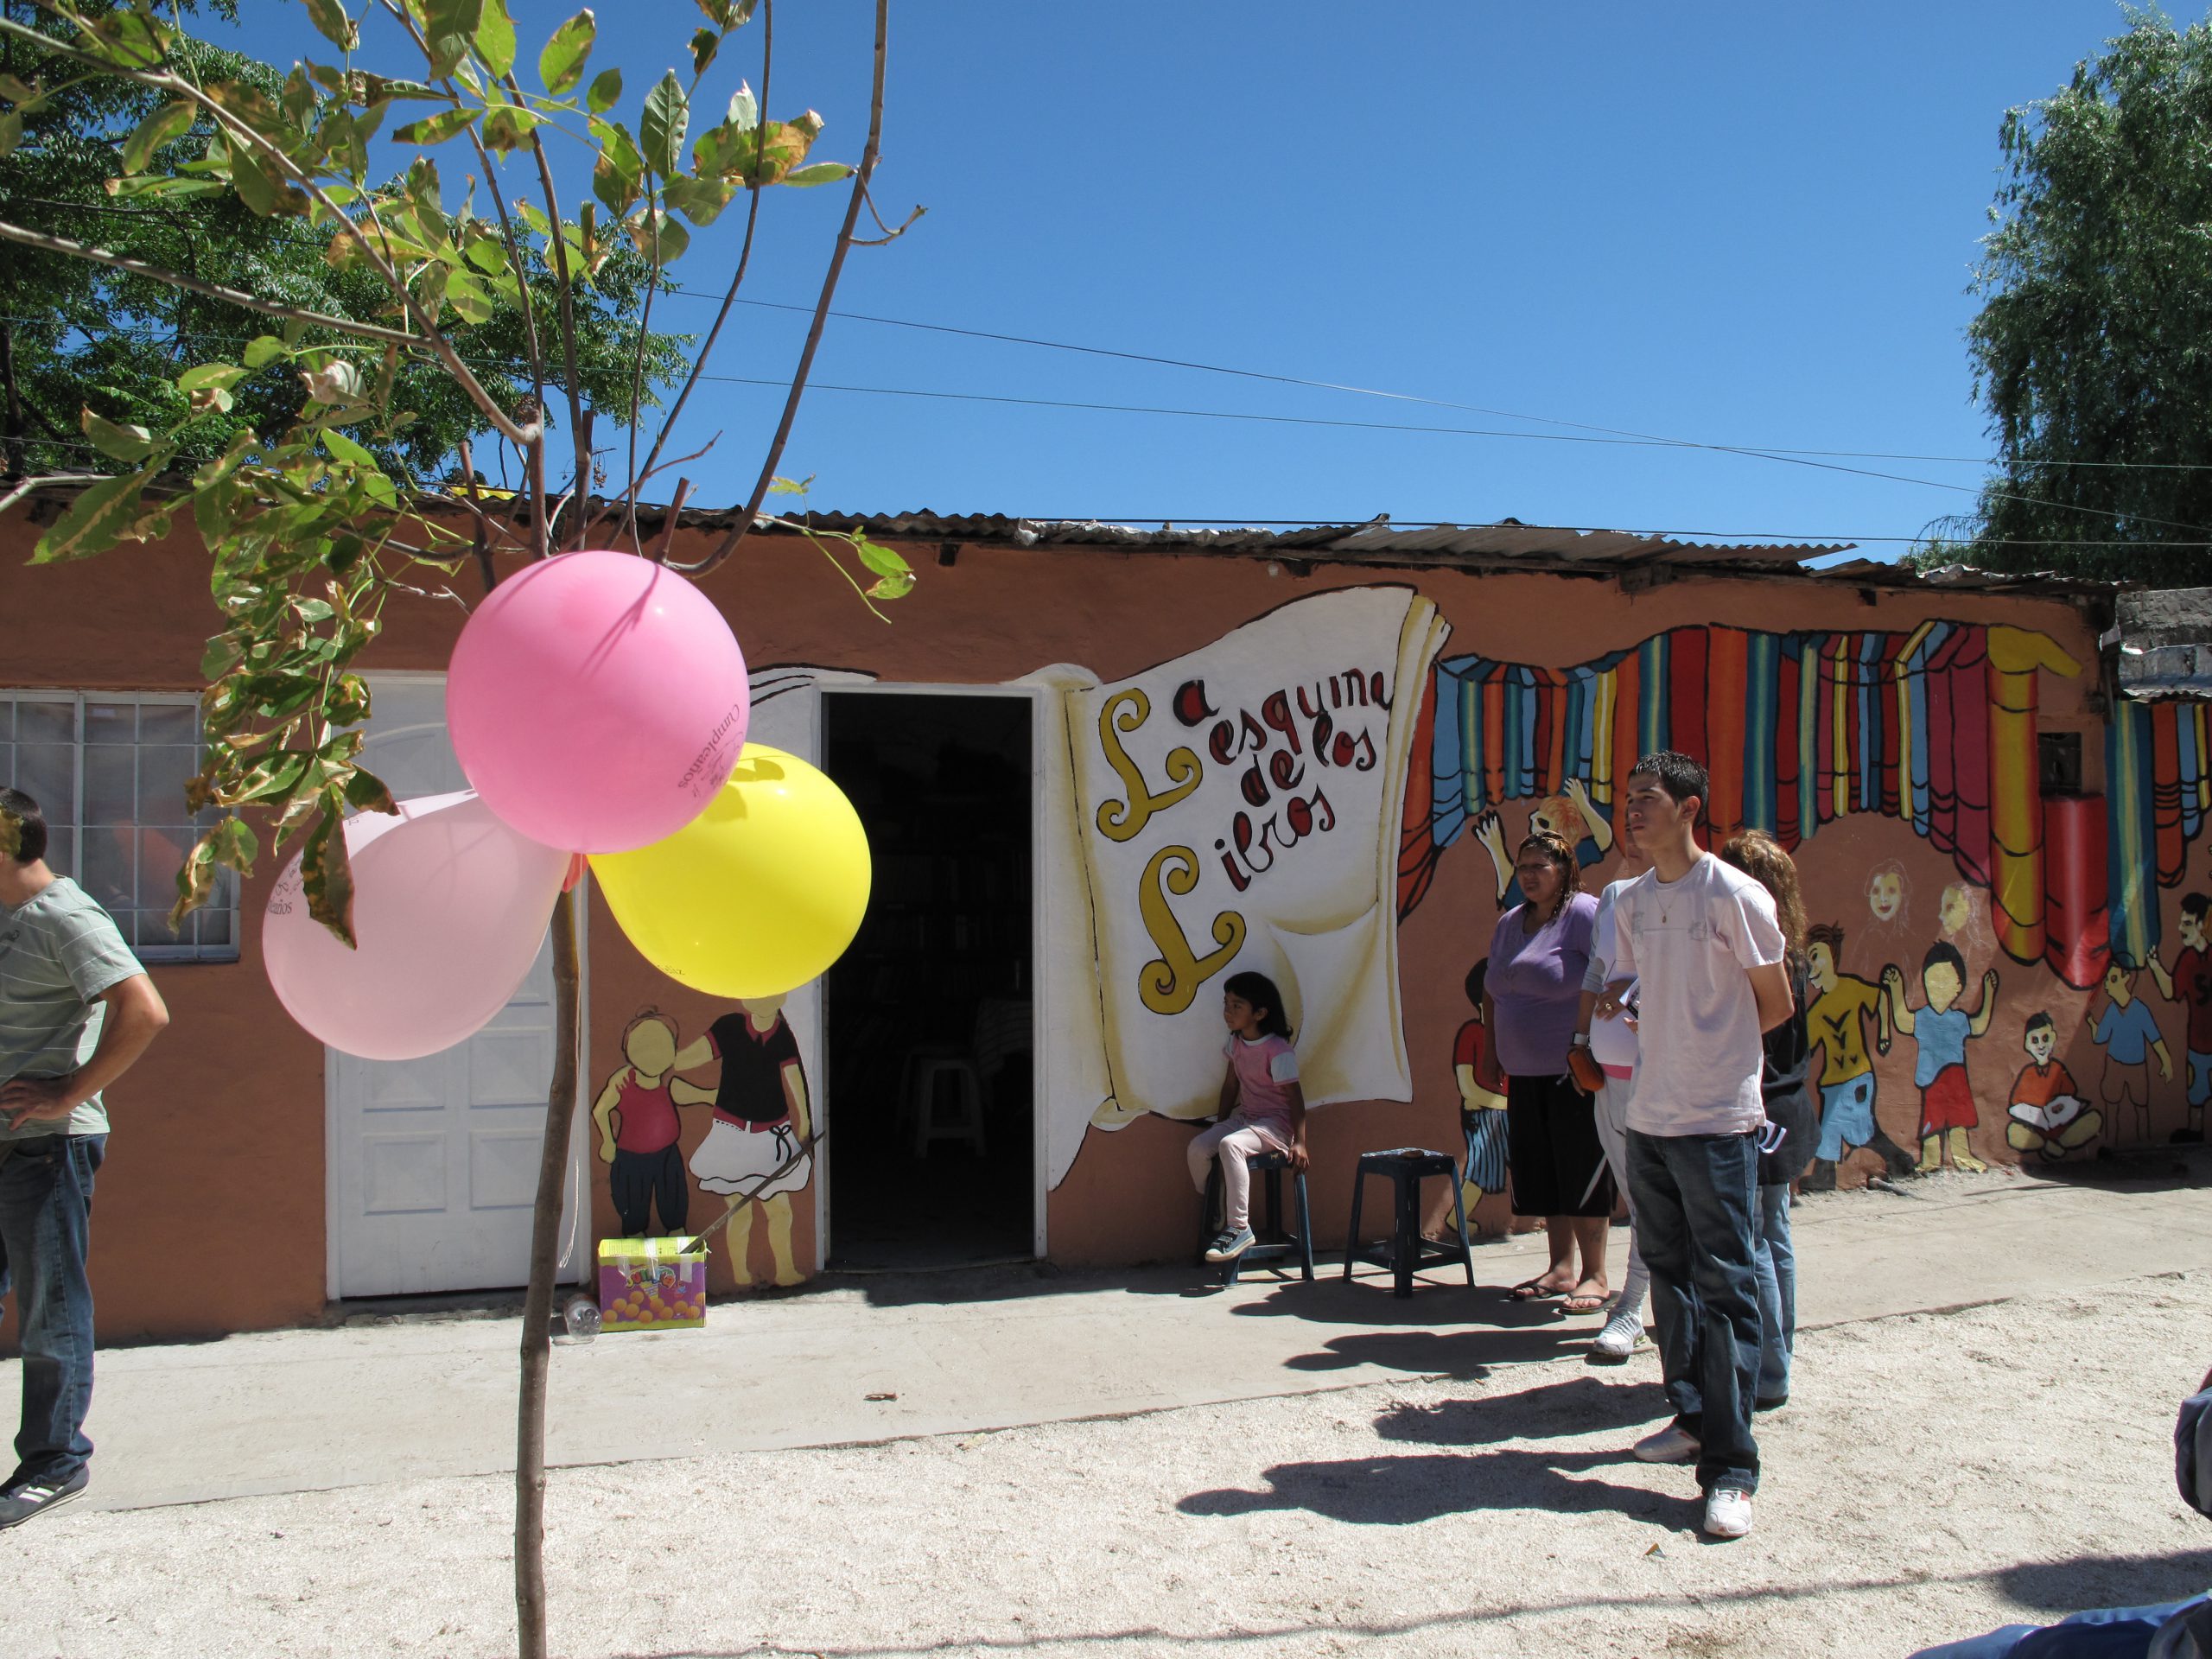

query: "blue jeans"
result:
(1627, 1128), (1760, 1494)
(1910, 1596), (2209, 1657)
(1752, 1181), (1794, 1402)
(0, 1134), (105, 1488)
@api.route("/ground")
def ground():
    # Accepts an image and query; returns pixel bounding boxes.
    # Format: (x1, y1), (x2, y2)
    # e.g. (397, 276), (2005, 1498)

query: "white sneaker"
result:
(1632, 1423), (1700, 1464)
(1702, 1486), (1753, 1538)
(1588, 1312), (1646, 1363)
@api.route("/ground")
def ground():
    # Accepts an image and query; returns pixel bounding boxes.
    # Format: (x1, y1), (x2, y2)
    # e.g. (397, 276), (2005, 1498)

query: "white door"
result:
(325, 676), (587, 1297)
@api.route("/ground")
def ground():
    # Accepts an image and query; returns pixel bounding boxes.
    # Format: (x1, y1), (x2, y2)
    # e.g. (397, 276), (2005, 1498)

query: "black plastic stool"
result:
(1342, 1147), (1475, 1298)
(1199, 1147), (1316, 1284)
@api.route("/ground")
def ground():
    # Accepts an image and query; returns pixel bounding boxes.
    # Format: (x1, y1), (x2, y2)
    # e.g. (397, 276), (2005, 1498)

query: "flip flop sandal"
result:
(1510, 1279), (1567, 1301)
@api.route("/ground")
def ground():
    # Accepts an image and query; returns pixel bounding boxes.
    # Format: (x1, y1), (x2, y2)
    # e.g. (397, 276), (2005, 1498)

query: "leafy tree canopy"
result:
(1948, 5), (2212, 585)
(0, 0), (687, 481)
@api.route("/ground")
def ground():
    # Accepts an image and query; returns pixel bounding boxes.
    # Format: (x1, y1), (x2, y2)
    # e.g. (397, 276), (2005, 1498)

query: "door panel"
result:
(327, 676), (584, 1297)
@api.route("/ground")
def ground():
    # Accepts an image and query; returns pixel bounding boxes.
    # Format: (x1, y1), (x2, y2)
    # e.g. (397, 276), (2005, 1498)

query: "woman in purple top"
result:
(1484, 829), (1614, 1310)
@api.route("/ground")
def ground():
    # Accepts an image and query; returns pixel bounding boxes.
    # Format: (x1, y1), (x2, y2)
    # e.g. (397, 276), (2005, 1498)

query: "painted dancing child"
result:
(1190, 970), (1308, 1264)
(1880, 942), (1999, 1174)
(1424, 960), (1509, 1243)
(2088, 961), (2173, 1147)
(1802, 924), (1917, 1189)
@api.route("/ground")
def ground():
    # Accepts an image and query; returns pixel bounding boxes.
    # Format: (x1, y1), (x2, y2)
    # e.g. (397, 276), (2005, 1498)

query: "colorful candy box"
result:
(596, 1236), (708, 1332)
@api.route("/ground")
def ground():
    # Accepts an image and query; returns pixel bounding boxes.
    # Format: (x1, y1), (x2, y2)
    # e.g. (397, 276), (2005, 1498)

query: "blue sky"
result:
(221, 1), (2179, 556)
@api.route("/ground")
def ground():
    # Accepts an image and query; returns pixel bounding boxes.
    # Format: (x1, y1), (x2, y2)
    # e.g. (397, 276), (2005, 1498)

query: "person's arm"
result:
(1474, 810), (1513, 906)
(1749, 959), (1795, 1034)
(0, 972), (170, 1130)
(1563, 778), (1612, 855)
(2147, 952), (2177, 1001)
(1882, 966), (1916, 1034)
(779, 1059), (810, 1143)
(1284, 1081), (1308, 1172)
(2154, 1036), (2176, 1081)
(670, 1077), (716, 1108)
(1477, 991), (1503, 1092)
(589, 1071), (626, 1163)
(672, 1033), (715, 1071)
(1967, 970), (2002, 1038)
(1217, 1064), (1239, 1120)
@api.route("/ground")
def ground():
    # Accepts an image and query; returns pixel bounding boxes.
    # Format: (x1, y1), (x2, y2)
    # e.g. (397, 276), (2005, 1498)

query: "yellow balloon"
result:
(589, 744), (872, 997)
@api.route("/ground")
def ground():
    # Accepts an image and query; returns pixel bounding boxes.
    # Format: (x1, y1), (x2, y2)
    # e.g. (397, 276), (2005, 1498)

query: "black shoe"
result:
(1802, 1159), (1837, 1194)
(1754, 1393), (1789, 1412)
(2171, 1128), (2205, 1146)
(0, 1466), (87, 1530)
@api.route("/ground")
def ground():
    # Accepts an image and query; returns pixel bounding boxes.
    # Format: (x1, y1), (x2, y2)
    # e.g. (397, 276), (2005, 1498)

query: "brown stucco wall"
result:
(0, 505), (2120, 1341)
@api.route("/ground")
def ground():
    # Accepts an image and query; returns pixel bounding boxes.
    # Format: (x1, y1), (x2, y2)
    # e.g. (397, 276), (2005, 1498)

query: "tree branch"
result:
(674, 0), (888, 578)
(0, 218), (432, 350)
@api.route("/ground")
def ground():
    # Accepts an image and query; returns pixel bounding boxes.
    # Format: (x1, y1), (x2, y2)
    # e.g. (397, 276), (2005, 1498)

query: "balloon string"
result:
(680, 1127), (830, 1261)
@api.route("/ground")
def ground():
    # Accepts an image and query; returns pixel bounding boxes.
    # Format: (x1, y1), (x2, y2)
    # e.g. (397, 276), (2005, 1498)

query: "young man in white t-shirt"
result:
(1601, 752), (1792, 1540)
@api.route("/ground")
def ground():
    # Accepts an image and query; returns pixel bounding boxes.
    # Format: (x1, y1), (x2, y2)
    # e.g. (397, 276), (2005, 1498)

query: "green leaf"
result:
(539, 10), (595, 95)
(854, 537), (912, 582)
(590, 118), (643, 213)
(33, 472), (153, 564)
(444, 270), (496, 324)
(662, 173), (734, 226)
(343, 766), (398, 816)
(783, 161), (853, 188)
(474, 0), (517, 79)
(392, 108), (475, 145)
(696, 0), (756, 25)
(121, 100), (195, 174)
(626, 205), (689, 265)
(767, 474), (812, 495)
(423, 0), (482, 79)
(725, 81), (757, 130)
(200, 633), (245, 680)
(690, 28), (719, 75)
(586, 66), (622, 114)
(640, 71), (689, 176)
(179, 362), (249, 395)
(300, 798), (359, 947)
(76, 6), (168, 70)
(243, 334), (288, 369)
(482, 103), (541, 153)
(171, 817), (257, 930)
(303, 0), (359, 51)
(321, 428), (378, 468)
(0, 111), (21, 163)
(80, 409), (158, 463)
(866, 570), (916, 602)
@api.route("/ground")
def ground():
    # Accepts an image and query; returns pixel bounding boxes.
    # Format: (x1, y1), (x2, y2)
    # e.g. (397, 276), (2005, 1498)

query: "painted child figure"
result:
(590, 1010), (715, 1236)
(2005, 1012), (2101, 1161)
(1425, 959), (1509, 1239)
(2088, 962), (2173, 1147)
(1189, 969), (1308, 1264)
(676, 993), (813, 1287)
(1880, 942), (1999, 1174)
(2144, 893), (2211, 1145)
(1802, 924), (1917, 1191)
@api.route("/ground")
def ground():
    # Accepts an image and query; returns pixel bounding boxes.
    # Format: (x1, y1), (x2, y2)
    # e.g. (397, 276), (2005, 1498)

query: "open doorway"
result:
(821, 691), (1034, 1269)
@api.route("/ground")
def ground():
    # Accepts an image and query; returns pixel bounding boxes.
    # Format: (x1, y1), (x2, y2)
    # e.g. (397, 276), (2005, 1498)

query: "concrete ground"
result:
(3, 1155), (2209, 1657)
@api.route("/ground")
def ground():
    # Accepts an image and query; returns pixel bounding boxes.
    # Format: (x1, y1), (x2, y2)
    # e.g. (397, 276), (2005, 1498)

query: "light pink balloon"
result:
(445, 550), (750, 853)
(263, 791), (570, 1060)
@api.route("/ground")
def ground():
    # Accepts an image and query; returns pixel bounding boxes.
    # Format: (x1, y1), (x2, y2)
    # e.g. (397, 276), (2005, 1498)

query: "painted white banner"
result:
(1027, 586), (1447, 1186)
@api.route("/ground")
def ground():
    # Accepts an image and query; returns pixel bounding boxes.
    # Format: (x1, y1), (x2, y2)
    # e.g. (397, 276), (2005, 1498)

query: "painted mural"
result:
(1029, 586), (1448, 1185)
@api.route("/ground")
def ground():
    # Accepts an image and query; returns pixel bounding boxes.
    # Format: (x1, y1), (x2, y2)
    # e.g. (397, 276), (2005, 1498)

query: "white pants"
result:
(1591, 1072), (1650, 1320)
(1188, 1112), (1287, 1231)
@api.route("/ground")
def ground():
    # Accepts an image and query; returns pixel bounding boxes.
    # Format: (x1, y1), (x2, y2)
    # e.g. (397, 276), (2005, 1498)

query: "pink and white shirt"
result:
(1223, 1033), (1300, 1135)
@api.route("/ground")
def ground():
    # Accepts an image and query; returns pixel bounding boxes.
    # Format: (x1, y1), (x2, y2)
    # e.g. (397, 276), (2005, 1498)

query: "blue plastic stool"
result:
(1342, 1147), (1475, 1298)
(1199, 1147), (1316, 1284)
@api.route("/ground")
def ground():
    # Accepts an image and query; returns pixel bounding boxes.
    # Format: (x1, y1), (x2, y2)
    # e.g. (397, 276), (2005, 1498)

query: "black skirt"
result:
(1506, 1071), (1617, 1218)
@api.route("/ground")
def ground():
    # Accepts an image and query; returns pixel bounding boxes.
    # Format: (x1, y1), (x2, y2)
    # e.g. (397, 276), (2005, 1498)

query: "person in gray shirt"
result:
(0, 786), (169, 1529)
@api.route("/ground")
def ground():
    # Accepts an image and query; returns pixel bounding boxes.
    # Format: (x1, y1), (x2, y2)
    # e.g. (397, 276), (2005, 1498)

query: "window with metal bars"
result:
(0, 692), (239, 963)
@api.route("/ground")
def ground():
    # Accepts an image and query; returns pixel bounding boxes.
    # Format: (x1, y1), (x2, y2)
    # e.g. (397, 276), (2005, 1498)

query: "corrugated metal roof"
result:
(714, 510), (2120, 594)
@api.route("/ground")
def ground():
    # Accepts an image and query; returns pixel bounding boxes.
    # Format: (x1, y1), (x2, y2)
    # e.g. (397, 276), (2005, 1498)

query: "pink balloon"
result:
(263, 791), (570, 1060)
(445, 550), (750, 853)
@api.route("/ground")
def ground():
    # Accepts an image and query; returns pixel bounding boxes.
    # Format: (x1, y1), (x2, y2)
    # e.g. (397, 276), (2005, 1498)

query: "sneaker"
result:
(1203, 1225), (1255, 1263)
(1587, 1312), (1647, 1363)
(1632, 1423), (1700, 1464)
(1702, 1486), (1753, 1539)
(0, 1467), (87, 1530)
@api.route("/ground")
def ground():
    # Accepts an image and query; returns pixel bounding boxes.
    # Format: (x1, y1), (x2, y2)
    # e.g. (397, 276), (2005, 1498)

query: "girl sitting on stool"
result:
(1189, 971), (1308, 1263)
